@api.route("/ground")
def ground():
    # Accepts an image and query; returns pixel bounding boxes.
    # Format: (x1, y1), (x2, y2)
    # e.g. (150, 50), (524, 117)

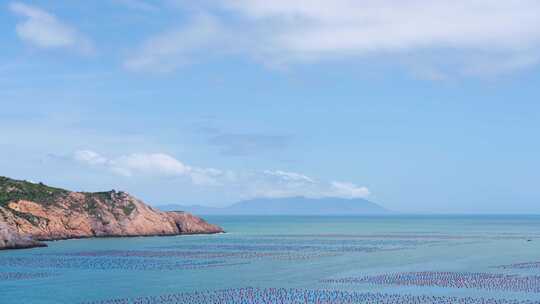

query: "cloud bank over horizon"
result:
(73, 150), (370, 201)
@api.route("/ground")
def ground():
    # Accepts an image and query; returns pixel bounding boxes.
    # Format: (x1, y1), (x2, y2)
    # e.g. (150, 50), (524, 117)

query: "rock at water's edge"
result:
(0, 176), (224, 250)
(0, 221), (47, 249)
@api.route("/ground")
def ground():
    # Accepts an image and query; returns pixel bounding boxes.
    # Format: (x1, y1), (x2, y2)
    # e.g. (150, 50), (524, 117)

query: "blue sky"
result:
(1, 0), (540, 213)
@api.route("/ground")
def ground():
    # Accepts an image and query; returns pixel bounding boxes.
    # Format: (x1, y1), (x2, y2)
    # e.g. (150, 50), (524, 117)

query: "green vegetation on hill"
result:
(122, 202), (136, 216)
(0, 176), (69, 207)
(83, 195), (100, 216)
(0, 177), (138, 226)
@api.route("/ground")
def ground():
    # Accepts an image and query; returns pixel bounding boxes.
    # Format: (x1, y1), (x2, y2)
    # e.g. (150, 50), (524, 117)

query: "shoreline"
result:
(0, 230), (226, 251)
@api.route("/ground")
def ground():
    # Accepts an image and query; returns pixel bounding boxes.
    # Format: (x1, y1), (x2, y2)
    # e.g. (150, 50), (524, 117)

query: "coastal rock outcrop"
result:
(0, 221), (46, 249)
(0, 176), (223, 250)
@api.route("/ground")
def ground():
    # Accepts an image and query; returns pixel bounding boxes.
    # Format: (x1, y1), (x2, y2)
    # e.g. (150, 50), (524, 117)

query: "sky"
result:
(1, 0), (540, 213)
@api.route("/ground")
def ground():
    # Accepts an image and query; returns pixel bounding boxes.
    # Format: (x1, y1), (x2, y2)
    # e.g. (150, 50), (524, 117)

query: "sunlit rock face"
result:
(0, 176), (223, 250)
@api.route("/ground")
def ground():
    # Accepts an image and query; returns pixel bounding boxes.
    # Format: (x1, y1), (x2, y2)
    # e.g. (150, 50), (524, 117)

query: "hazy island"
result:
(160, 196), (389, 216)
(0, 176), (223, 250)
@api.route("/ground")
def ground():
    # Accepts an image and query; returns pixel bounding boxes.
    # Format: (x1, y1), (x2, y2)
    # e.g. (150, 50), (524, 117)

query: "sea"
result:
(1, 215), (540, 304)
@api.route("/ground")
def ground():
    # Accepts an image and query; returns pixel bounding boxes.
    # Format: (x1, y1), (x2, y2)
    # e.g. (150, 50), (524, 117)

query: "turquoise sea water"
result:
(1, 215), (540, 303)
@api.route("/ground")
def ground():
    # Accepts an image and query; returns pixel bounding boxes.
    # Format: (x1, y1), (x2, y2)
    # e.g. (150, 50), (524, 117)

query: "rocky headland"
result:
(0, 176), (223, 250)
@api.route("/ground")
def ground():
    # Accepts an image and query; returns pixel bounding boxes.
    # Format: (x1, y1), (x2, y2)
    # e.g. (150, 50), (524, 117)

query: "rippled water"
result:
(1, 215), (540, 303)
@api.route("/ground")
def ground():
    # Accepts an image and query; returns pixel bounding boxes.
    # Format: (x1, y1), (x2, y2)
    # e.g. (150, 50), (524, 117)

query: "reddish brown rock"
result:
(0, 176), (223, 250)
(0, 221), (46, 249)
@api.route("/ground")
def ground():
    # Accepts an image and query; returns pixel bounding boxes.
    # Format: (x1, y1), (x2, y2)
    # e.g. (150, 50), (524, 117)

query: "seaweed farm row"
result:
(153, 243), (399, 253)
(43, 250), (342, 262)
(258, 234), (538, 241)
(0, 256), (246, 271)
(158, 237), (442, 247)
(497, 262), (540, 270)
(322, 272), (540, 293)
(80, 288), (540, 304)
(0, 272), (56, 281)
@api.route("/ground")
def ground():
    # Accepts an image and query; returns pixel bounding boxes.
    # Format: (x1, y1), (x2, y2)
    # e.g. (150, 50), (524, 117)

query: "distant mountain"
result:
(158, 197), (389, 216)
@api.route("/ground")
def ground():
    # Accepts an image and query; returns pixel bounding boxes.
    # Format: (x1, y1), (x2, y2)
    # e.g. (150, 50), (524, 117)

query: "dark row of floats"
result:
(81, 288), (540, 304)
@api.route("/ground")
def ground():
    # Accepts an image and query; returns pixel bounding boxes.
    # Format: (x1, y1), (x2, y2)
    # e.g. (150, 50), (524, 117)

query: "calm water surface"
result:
(1, 215), (540, 303)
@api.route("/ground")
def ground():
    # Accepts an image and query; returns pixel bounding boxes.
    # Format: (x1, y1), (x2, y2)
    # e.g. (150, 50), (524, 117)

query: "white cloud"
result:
(124, 15), (227, 72)
(73, 150), (370, 199)
(74, 150), (108, 166)
(113, 0), (159, 12)
(127, 1), (540, 76)
(329, 181), (370, 199)
(9, 2), (94, 54)
(220, 0), (540, 52)
(74, 150), (223, 185)
(263, 170), (315, 183)
(248, 169), (370, 199)
(113, 153), (190, 176)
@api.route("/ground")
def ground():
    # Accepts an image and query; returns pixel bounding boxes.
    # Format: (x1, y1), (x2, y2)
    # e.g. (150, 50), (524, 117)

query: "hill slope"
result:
(0, 176), (223, 250)
(160, 197), (389, 215)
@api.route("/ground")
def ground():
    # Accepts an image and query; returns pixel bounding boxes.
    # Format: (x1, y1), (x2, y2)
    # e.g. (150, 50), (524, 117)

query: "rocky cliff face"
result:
(0, 176), (223, 250)
(0, 221), (46, 249)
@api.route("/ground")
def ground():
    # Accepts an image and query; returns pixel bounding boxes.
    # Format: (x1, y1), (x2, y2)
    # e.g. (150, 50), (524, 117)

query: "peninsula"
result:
(0, 176), (223, 250)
